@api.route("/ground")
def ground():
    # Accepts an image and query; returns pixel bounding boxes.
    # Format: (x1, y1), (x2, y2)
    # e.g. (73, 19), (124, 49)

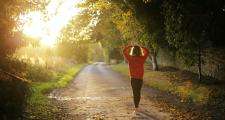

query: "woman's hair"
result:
(129, 45), (143, 56)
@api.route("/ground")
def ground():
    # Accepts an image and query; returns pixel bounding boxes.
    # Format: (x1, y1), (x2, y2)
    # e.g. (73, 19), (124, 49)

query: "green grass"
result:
(26, 64), (86, 119)
(110, 63), (209, 103)
(147, 79), (173, 91)
(110, 63), (128, 76)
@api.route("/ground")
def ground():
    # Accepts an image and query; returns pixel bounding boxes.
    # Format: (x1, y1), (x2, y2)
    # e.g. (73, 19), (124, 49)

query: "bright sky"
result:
(19, 0), (83, 47)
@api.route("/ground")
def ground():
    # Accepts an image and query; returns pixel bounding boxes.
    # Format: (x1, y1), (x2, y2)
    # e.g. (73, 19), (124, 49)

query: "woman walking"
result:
(123, 45), (149, 114)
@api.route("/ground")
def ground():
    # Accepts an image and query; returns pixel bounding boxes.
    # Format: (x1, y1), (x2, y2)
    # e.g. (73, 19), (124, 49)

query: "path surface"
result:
(49, 62), (171, 120)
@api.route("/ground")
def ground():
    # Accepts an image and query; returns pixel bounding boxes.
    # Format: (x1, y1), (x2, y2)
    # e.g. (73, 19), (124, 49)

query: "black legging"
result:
(131, 78), (143, 108)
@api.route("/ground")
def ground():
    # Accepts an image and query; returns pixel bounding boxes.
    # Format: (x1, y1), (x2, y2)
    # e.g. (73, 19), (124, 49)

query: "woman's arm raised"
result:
(123, 45), (132, 61)
(141, 47), (149, 59)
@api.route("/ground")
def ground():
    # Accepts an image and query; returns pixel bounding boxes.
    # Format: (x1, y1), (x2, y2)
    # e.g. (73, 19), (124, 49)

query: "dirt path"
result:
(49, 62), (171, 120)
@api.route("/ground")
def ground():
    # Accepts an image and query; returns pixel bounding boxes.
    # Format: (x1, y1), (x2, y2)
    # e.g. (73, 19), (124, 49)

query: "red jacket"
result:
(123, 45), (149, 79)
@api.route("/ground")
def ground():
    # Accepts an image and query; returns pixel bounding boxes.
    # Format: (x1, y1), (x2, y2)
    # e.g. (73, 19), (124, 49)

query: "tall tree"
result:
(110, 0), (165, 71)
(0, 0), (46, 57)
(80, 0), (125, 63)
(56, 11), (92, 63)
(162, 0), (225, 80)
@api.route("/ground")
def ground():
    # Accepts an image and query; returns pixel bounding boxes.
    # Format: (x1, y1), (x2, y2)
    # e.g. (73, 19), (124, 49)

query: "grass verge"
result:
(25, 64), (86, 119)
(110, 63), (209, 103)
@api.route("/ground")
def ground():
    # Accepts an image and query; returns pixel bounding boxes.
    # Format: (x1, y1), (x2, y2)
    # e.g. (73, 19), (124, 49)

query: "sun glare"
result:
(19, 0), (83, 47)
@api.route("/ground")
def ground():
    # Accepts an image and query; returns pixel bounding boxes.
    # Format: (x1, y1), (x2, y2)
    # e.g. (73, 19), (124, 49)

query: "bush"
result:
(0, 57), (55, 119)
(0, 57), (56, 82)
(0, 72), (30, 119)
(25, 64), (55, 82)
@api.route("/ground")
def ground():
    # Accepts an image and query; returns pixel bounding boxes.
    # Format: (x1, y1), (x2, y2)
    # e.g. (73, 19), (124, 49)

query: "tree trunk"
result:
(151, 50), (158, 71)
(103, 48), (110, 64)
(198, 43), (202, 81)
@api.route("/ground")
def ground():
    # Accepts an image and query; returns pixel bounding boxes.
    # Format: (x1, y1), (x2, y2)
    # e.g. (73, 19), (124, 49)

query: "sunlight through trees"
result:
(0, 0), (225, 119)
